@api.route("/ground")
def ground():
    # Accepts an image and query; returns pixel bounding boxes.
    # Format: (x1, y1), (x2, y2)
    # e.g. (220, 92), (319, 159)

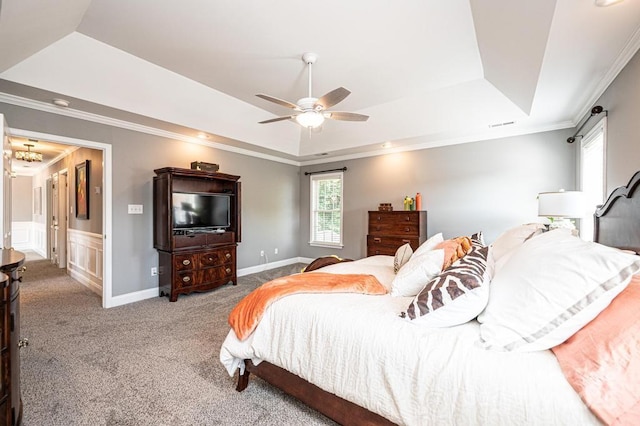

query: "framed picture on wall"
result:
(75, 160), (90, 219)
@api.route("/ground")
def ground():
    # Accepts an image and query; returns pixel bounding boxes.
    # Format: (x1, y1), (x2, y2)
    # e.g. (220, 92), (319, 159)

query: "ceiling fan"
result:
(257, 52), (369, 129)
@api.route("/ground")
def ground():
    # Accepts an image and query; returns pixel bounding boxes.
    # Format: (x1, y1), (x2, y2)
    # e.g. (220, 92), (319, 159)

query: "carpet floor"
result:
(20, 259), (337, 426)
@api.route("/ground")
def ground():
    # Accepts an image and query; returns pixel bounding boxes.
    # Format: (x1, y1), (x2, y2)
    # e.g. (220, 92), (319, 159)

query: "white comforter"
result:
(220, 257), (600, 426)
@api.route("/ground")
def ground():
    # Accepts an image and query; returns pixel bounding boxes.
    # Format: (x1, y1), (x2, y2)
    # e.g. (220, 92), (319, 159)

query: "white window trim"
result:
(309, 171), (344, 249)
(579, 116), (607, 241)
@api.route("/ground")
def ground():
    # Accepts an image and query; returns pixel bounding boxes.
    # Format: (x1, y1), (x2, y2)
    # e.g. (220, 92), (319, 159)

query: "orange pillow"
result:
(435, 236), (473, 270)
(552, 274), (640, 425)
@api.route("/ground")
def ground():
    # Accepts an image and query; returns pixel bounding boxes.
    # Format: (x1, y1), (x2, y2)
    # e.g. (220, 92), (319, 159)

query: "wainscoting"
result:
(11, 221), (47, 256)
(67, 229), (103, 295)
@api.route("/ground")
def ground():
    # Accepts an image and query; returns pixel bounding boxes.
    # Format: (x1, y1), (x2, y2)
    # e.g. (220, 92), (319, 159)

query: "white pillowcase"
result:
(412, 233), (444, 258)
(319, 256), (396, 292)
(393, 243), (413, 273)
(478, 229), (640, 351)
(490, 223), (546, 263)
(390, 249), (444, 297)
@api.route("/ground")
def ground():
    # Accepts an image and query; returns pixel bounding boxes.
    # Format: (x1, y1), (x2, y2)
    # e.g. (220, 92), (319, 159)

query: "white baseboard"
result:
(68, 268), (102, 296)
(238, 257), (313, 277)
(102, 257), (313, 308)
(106, 287), (161, 308)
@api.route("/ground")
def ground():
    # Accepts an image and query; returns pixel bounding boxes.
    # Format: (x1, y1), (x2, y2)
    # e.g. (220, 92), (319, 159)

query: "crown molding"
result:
(571, 24), (640, 125)
(0, 92), (301, 167)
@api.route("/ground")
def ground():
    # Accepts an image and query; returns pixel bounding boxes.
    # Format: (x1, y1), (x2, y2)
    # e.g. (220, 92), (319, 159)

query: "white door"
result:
(57, 171), (68, 268)
(0, 114), (12, 249)
(50, 173), (59, 265)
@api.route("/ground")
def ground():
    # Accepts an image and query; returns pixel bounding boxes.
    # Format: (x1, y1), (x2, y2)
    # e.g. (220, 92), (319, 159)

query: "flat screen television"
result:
(172, 192), (231, 230)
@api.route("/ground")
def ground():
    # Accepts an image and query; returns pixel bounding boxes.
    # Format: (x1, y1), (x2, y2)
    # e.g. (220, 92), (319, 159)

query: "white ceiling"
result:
(1, 0), (639, 164)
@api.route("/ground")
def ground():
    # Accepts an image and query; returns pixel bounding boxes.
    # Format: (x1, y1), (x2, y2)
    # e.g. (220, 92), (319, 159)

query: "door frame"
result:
(11, 128), (113, 308)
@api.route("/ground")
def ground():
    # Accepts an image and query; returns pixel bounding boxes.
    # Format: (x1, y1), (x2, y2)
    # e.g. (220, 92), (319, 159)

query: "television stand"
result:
(154, 167), (241, 302)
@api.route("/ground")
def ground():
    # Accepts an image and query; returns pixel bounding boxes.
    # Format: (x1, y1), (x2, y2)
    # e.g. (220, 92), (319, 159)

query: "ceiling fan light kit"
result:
(257, 52), (369, 129)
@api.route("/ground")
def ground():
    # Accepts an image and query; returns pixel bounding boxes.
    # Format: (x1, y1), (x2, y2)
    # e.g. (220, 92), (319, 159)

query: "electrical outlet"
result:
(260, 250), (264, 257)
(151, 267), (158, 276)
(128, 204), (143, 214)
(274, 248), (278, 254)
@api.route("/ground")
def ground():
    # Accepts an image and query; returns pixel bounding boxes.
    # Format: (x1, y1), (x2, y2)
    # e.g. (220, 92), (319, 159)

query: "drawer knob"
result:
(225, 253), (231, 259)
(225, 268), (231, 274)
(208, 257), (213, 261)
(405, 227), (410, 232)
(182, 276), (191, 283)
(402, 239), (411, 243)
(373, 237), (381, 243)
(376, 216), (381, 221)
(182, 259), (191, 266)
(405, 216), (410, 221)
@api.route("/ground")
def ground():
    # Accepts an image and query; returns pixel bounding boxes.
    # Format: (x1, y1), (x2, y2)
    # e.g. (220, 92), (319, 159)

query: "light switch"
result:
(128, 204), (143, 214)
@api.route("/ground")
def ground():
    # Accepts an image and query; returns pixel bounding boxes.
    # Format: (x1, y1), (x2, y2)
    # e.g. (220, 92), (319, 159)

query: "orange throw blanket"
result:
(228, 272), (387, 341)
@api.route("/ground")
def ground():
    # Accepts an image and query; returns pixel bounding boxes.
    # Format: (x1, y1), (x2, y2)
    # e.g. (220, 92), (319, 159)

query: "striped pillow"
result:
(403, 238), (490, 327)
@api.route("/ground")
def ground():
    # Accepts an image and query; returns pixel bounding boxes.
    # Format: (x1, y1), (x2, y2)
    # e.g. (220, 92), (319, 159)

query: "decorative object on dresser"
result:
(190, 161), (219, 173)
(153, 167), (241, 302)
(0, 249), (26, 426)
(377, 203), (392, 211)
(367, 210), (427, 256)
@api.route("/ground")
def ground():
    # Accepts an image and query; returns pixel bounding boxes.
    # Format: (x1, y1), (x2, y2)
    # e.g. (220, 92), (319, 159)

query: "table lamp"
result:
(538, 190), (585, 231)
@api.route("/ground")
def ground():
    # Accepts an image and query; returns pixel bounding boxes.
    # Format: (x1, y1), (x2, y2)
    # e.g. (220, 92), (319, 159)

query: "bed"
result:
(220, 171), (640, 426)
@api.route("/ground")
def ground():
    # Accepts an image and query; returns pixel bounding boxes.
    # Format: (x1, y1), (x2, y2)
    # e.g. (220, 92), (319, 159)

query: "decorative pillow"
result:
(471, 231), (485, 246)
(402, 241), (490, 327)
(552, 274), (640, 425)
(478, 229), (640, 351)
(489, 223), (546, 267)
(393, 243), (413, 273)
(389, 249), (444, 297)
(434, 236), (473, 270)
(412, 232), (444, 258)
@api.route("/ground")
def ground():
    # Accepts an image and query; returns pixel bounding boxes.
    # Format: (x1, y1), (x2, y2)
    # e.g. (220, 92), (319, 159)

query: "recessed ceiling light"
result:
(52, 98), (70, 107)
(595, 0), (623, 6)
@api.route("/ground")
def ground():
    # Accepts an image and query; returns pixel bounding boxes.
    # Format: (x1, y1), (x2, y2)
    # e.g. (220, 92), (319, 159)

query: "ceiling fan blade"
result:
(326, 111), (369, 122)
(315, 87), (351, 110)
(256, 94), (300, 110)
(258, 115), (296, 124)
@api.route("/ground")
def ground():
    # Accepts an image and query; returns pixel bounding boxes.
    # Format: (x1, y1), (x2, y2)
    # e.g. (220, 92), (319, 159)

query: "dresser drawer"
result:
(368, 211), (421, 235)
(175, 270), (197, 288)
(367, 235), (419, 256)
(174, 253), (197, 271)
(202, 264), (235, 283)
(198, 247), (234, 268)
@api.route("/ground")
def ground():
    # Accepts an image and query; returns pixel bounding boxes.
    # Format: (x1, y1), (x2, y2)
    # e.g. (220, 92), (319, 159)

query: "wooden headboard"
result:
(594, 170), (640, 254)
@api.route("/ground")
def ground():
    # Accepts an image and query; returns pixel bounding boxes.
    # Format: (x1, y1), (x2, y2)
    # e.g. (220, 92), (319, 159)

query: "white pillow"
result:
(403, 243), (490, 327)
(393, 243), (413, 273)
(489, 223), (546, 265)
(478, 229), (640, 351)
(412, 233), (444, 258)
(319, 257), (396, 292)
(390, 249), (444, 297)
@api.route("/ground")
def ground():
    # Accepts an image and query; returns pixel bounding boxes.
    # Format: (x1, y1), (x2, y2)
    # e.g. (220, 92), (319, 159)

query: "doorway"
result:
(11, 128), (113, 308)
(47, 170), (68, 268)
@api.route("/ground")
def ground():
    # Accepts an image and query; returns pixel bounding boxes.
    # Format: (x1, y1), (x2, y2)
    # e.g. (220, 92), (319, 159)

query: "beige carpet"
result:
(20, 259), (337, 426)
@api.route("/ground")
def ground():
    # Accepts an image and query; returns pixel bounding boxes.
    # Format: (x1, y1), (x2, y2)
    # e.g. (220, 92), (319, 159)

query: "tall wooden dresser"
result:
(367, 211), (427, 256)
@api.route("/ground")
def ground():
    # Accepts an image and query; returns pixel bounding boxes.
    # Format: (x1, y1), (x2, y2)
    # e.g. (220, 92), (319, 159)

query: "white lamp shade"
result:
(295, 111), (325, 128)
(538, 191), (586, 218)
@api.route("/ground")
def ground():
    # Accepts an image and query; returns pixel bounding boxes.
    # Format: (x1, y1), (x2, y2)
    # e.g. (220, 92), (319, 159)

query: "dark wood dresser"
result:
(367, 211), (427, 256)
(0, 249), (25, 426)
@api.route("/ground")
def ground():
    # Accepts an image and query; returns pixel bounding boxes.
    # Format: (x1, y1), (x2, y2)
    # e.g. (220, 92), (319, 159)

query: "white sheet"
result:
(220, 257), (600, 426)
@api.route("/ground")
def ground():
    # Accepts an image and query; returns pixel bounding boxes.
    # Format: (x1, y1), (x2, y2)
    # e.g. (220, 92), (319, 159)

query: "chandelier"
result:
(15, 143), (43, 163)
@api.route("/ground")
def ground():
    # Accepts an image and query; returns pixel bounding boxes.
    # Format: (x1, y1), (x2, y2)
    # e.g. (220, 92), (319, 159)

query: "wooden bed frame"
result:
(235, 170), (640, 426)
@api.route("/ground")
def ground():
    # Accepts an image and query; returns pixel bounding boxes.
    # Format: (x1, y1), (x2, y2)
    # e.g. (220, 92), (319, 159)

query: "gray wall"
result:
(11, 175), (32, 221)
(31, 147), (104, 234)
(590, 46), (640, 192)
(0, 103), (300, 297)
(300, 128), (576, 260)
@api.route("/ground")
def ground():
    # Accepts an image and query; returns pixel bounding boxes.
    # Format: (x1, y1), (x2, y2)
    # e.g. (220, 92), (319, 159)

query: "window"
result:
(580, 117), (606, 241)
(310, 172), (344, 248)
